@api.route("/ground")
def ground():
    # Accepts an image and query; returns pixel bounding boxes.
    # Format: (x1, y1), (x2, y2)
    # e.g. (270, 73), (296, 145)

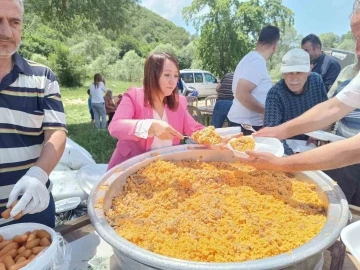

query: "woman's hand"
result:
(149, 120), (183, 140)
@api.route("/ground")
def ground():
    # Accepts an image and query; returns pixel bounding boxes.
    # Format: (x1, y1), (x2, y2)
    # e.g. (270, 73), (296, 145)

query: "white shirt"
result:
(227, 51), (272, 126)
(90, 81), (106, 103)
(336, 70), (360, 108)
(134, 110), (173, 150)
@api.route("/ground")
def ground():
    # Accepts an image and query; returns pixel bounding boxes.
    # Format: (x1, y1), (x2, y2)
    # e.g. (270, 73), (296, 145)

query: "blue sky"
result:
(140, 0), (354, 37)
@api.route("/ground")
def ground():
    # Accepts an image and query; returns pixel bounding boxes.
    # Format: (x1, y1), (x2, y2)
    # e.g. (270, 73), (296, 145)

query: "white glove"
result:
(7, 166), (50, 217)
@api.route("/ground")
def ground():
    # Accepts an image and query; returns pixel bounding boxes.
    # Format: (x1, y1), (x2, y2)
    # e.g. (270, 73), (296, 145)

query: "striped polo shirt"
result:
(0, 53), (67, 204)
(333, 79), (360, 138)
(217, 73), (234, 100)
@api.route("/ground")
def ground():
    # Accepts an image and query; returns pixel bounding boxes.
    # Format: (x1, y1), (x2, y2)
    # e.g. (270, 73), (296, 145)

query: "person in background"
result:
(104, 89), (117, 125)
(90, 73), (107, 129)
(328, 53), (360, 97)
(301, 34), (341, 92)
(323, 79), (360, 206)
(211, 72), (234, 128)
(227, 25), (280, 135)
(264, 48), (328, 155)
(235, 0), (360, 174)
(0, 0), (67, 227)
(87, 89), (94, 128)
(107, 52), (239, 170)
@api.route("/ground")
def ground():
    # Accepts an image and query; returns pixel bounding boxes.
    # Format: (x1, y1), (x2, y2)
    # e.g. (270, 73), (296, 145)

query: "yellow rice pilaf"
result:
(191, 126), (222, 145)
(106, 160), (326, 263)
(229, 136), (256, 152)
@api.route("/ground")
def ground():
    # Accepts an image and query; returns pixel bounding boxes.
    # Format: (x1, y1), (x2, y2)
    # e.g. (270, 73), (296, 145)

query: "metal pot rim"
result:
(88, 145), (349, 270)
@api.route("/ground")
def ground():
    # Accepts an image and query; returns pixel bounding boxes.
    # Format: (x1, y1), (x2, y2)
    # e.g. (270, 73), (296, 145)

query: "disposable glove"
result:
(7, 166), (50, 217)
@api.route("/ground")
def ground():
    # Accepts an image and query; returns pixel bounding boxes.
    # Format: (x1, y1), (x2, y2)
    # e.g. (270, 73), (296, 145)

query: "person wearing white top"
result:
(235, 2), (360, 173)
(227, 25), (280, 135)
(90, 73), (107, 129)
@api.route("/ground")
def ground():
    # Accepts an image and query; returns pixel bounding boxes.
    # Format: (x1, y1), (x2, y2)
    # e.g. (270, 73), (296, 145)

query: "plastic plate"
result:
(304, 130), (346, 142)
(55, 197), (81, 213)
(341, 220), (360, 263)
(228, 136), (284, 158)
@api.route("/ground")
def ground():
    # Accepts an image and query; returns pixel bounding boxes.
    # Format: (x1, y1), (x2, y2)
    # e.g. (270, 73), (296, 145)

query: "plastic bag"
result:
(24, 233), (72, 270)
(0, 223), (71, 270)
(59, 137), (95, 170)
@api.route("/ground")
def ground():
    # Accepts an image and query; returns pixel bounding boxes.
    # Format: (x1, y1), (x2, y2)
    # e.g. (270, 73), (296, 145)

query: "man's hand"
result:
(209, 133), (243, 151)
(253, 126), (287, 140)
(7, 166), (50, 217)
(149, 120), (183, 140)
(236, 151), (285, 171)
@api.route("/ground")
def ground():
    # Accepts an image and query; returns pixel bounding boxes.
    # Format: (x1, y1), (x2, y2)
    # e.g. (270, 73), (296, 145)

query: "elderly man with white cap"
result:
(263, 48), (328, 155)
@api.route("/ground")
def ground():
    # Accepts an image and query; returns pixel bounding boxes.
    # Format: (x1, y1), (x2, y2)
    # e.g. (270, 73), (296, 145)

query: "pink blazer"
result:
(107, 87), (204, 170)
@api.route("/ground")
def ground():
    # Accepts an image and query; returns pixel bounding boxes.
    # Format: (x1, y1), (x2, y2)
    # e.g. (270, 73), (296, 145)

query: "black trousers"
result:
(324, 164), (360, 206)
(228, 121), (262, 136)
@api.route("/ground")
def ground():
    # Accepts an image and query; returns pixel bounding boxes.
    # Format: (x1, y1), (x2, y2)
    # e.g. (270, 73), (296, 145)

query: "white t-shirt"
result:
(227, 51), (272, 126)
(336, 70), (360, 108)
(90, 81), (106, 103)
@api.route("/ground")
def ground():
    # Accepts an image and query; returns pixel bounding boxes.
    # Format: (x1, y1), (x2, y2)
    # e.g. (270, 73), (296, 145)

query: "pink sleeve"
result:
(108, 92), (140, 141)
(179, 97), (204, 135)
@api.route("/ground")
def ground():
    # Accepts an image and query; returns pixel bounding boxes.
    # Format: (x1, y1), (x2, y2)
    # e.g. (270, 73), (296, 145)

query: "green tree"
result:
(151, 44), (179, 56)
(183, 0), (294, 76)
(49, 45), (86, 87)
(319, 33), (340, 48)
(24, 0), (138, 32)
(337, 31), (355, 51)
(116, 51), (144, 82)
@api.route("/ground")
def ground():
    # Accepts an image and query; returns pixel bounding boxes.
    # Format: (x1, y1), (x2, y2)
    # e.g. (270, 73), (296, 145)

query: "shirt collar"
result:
(12, 52), (33, 76)
(312, 52), (325, 65)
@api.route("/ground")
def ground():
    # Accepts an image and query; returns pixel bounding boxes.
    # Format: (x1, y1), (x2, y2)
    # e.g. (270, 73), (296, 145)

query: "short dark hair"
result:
(257, 25), (280, 45)
(301, 34), (322, 49)
(87, 89), (90, 95)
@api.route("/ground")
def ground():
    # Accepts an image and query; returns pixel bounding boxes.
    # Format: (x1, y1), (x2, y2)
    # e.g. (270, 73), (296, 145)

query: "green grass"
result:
(62, 80), (142, 164)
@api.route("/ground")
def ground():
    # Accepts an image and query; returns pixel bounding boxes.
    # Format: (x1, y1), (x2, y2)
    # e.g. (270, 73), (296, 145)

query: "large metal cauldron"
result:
(88, 145), (348, 270)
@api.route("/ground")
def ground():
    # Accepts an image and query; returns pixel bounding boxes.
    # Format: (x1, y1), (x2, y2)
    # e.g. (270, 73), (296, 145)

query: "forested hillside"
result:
(19, 2), (194, 87)
(20, 0), (355, 86)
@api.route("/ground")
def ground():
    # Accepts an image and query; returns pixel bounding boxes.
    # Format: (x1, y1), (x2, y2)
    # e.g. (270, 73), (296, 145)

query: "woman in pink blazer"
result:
(107, 53), (204, 170)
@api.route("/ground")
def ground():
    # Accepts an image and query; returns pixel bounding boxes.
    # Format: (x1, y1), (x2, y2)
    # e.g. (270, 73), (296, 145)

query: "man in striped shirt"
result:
(0, 0), (67, 227)
(211, 72), (234, 128)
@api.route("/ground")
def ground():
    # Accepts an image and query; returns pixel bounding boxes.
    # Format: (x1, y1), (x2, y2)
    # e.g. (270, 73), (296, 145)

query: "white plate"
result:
(55, 197), (81, 213)
(286, 139), (317, 153)
(227, 136), (284, 158)
(305, 130), (346, 142)
(341, 220), (360, 263)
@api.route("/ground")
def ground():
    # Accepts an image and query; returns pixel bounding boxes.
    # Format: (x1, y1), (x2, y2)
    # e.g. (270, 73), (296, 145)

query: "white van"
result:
(180, 69), (219, 97)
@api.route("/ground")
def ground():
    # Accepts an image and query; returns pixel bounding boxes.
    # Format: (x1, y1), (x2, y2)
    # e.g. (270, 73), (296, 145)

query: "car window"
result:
(205, 73), (216, 83)
(182, 73), (194, 84)
(194, 73), (203, 83)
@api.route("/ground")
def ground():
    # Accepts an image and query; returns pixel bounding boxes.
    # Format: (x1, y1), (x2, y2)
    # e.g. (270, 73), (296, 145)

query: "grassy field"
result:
(62, 80), (142, 164)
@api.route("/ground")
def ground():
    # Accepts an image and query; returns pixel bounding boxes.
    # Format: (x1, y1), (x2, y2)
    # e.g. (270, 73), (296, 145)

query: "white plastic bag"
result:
(53, 163), (72, 171)
(0, 223), (71, 270)
(50, 171), (88, 201)
(59, 138), (95, 170)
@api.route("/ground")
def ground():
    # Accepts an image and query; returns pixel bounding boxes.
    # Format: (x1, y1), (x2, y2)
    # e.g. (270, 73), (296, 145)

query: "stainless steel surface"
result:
(88, 145), (349, 270)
